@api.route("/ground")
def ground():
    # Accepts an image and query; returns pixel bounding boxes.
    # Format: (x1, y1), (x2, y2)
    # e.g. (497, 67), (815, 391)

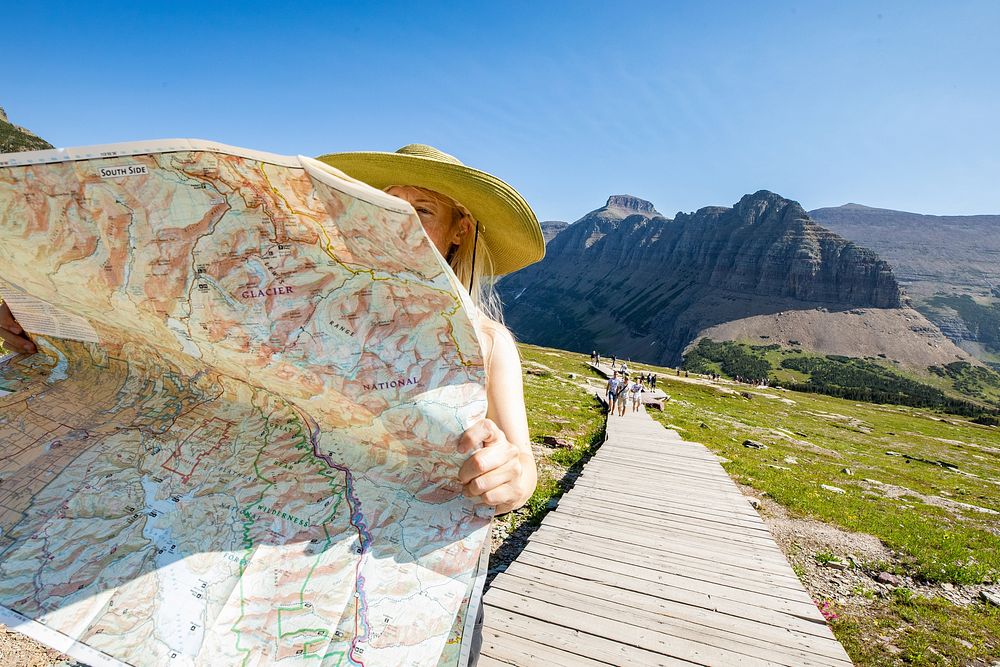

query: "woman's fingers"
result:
(456, 417), (533, 511)
(0, 302), (23, 334)
(456, 418), (501, 455)
(462, 456), (522, 498)
(458, 438), (517, 485)
(0, 303), (35, 354)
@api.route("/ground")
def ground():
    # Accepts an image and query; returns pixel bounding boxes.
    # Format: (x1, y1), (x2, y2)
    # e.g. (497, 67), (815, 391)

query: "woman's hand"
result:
(0, 302), (35, 354)
(457, 418), (535, 515)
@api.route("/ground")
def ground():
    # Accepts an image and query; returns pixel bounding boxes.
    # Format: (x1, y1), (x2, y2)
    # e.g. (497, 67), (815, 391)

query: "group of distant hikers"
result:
(591, 351), (658, 416)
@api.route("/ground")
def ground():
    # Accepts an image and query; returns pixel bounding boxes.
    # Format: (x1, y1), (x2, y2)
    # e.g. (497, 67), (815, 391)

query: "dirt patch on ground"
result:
(697, 306), (972, 369)
(0, 625), (72, 667)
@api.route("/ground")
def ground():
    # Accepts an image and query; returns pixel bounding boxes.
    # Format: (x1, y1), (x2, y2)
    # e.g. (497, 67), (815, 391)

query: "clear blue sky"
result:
(4, 1), (998, 220)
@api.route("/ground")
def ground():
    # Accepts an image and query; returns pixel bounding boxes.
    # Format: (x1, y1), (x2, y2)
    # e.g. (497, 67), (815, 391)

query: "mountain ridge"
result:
(500, 191), (969, 369)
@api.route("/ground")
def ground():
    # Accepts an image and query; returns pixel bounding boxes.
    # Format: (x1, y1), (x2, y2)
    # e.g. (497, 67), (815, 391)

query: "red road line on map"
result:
(160, 417), (234, 482)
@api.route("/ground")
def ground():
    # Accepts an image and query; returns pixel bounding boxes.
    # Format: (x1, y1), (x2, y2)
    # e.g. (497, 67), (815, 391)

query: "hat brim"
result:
(315, 151), (543, 276)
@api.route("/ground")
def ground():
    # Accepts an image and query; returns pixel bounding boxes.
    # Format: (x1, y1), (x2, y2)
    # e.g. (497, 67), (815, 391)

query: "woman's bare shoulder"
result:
(475, 317), (518, 363)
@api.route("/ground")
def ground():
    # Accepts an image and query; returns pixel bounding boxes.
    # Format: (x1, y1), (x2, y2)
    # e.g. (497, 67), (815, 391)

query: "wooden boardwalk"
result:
(479, 369), (853, 666)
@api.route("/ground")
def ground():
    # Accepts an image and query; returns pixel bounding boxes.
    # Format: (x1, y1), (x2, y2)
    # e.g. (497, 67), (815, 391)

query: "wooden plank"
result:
(579, 467), (737, 492)
(483, 606), (691, 667)
(555, 503), (779, 547)
(589, 453), (732, 474)
(601, 438), (714, 453)
(480, 626), (612, 666)
(500, 560), (834, 645)
(491, 571), (851, 665)
(515, 546), (821, 618)
(586, 458), (726, 476)
(553, 508), (779, 555)
(570, 477), (756, 512)
(521, 536), (815, 609)
(589, 461), (729, 478)
(566, 485), (762, 521)
(538, 516), (795, 576)
(486, 587), (782, 667)
(527, 527), (807, 594)
(602, 439), (712, 454)
(574, 464), (747, 492)
(581, 460), (738, 486)
(544, 513), (792, 564)
(555, 499), (764, 536)
(556, 494), (770, 533)
(529, 522), (802, 584)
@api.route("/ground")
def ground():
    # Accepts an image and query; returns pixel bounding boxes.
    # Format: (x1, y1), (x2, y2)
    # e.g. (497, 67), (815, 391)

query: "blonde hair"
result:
(386, 185), (505, 324)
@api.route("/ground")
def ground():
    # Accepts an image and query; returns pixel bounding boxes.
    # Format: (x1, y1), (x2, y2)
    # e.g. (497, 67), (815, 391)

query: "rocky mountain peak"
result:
(500, 190), (905, 366)
(605, 194), (659, 215)
(732, 190), (806, 224)
(0, 107), (8, 123)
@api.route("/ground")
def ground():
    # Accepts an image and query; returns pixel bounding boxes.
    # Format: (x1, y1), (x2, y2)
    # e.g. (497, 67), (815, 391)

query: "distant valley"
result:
(809, 204), (1000, 369)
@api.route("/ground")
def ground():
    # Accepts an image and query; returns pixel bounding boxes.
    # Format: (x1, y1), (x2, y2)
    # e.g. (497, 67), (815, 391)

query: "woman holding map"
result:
(317, 144), (543, 519)
(0, 143), (544, 667)
(1, 144), (543, 517)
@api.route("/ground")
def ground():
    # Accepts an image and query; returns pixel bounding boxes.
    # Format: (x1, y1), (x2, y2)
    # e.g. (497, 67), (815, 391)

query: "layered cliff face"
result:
(498, 191), (967, 368)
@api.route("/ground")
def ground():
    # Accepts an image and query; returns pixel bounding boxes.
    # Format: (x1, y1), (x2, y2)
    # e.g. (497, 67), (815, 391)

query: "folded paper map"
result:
(0, 140), (490, 666)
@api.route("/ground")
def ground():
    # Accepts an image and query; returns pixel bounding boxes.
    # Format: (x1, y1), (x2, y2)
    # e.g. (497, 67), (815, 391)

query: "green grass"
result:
(512, 343), (1000, 665)
(0, 118), (53, 153)
(642, 372), (1000, 584)
(507, 344), (608, 531)
(833, 596), (1000, 666)
(683, 338), (1000, 416)
(929, 361), (1000, 406)
(516, 347), (1000, 585)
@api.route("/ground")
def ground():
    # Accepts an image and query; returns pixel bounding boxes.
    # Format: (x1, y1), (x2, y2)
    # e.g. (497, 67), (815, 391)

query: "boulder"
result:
(541, 436), (573, 449)
(876, 572), (901, 586)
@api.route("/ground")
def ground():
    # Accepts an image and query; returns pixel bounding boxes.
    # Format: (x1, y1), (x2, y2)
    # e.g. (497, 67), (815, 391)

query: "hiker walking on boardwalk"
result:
(617, 374), (629, 416)
(611, 354), (617, 369)
(629, 377), (643, 412)
(606, 371), (623, 415)
(651, 373), (657, 389)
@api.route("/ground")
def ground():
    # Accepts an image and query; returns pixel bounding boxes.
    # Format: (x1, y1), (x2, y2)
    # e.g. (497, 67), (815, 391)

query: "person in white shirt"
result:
(629, 378), (643, 412)
(605, 372), (623, 415)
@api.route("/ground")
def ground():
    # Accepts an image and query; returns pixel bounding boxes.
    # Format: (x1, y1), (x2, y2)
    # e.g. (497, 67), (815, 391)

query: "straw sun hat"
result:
(315, 144), (544, 276)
